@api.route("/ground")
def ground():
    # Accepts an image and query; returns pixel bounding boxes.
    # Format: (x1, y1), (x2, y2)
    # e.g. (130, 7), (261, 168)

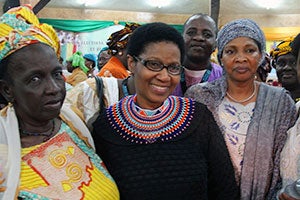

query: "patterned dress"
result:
(219, 98), (255, 183)
(18, 122), (119, 200)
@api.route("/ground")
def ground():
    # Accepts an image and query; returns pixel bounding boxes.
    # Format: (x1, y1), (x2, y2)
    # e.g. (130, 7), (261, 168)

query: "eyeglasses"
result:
(134, 56), (183, 75)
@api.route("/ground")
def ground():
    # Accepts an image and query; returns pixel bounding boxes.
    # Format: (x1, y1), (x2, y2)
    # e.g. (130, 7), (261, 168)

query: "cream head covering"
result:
(0, 5), (60, 61)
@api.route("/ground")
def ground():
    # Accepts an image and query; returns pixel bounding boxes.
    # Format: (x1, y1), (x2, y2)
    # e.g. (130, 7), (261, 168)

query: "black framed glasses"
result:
(134, 56), (183, 75)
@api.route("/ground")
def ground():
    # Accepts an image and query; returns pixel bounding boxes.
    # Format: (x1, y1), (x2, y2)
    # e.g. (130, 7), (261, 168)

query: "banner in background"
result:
(57, 24), (124, 62)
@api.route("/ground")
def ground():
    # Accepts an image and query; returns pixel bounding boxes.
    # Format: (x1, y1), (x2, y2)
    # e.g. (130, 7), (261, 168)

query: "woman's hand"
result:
(279, 192), (300, 200)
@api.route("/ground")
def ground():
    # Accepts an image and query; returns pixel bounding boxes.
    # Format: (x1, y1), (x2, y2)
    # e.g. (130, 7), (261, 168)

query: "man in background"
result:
(173, 13), (222, 96)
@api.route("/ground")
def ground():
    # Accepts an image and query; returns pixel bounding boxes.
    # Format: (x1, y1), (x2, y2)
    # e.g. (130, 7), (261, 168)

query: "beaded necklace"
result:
(107, 95), (195, 144)
(19, 119), (55, 142)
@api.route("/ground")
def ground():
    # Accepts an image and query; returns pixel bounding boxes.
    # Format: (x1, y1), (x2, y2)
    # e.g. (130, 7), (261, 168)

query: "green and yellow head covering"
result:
(270, 37), (294, 60)
(0, 5), (60, 61)
(66, 51), (89, 74)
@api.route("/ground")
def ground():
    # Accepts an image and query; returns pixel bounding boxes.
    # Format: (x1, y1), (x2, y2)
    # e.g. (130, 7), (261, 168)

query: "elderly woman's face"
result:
(221, 37), (262, 83)
(6, 43), (66, 122)
(98, 50), (111, 68)
(128, 41), (181, 109)
(275, 53), (298, 87)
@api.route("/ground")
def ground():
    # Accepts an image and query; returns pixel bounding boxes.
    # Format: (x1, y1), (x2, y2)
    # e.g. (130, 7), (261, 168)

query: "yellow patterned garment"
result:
(19, 122), (119, 200)
(270, 37), (294, 59)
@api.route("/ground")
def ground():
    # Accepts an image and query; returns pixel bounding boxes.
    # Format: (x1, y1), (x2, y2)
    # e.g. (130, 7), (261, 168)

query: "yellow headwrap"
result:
(0, 5), (60, 60)
(270, 37), (294, 60)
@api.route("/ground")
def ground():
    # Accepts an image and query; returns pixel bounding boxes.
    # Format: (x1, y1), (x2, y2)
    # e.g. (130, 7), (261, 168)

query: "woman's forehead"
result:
(8, 44), (59, 73)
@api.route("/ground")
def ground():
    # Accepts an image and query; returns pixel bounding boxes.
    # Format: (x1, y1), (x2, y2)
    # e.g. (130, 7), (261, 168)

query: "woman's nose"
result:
(235, 52), (246, 62)
(157, 68), (171, 81)
(46, 77), (62, 94)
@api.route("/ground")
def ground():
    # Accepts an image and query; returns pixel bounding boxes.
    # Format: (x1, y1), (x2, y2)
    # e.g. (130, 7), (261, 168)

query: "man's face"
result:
(183, 15), (217, 65)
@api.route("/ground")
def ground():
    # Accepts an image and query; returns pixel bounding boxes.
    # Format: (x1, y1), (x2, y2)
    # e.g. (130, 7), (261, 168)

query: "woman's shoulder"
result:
(185, 77), (226, 106)
(260, 82), (287, 93)
(257, 83), (297, 123)
(259, 83), (294, 102)
(173, 96), (212, 117)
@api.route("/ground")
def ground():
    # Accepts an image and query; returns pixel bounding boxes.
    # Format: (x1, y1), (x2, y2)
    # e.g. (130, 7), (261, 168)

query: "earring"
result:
(118, 51), (123, 56)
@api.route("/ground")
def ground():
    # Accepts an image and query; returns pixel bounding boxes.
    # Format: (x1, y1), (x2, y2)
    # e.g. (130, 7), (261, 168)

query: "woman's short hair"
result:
(127, 22), (185, 63)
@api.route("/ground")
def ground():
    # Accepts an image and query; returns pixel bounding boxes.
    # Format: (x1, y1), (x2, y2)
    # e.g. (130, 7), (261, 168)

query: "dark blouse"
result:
(92, 95), (239, 200)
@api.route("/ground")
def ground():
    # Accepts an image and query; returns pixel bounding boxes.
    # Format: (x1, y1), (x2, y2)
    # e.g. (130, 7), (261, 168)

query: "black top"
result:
(92, 96), (239, 200)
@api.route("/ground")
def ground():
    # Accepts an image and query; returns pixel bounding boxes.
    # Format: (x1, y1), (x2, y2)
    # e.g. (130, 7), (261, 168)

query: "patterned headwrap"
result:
(0, 5), (60, 61)
(107, 22), (140, 55)
(270, 37), (294, 60)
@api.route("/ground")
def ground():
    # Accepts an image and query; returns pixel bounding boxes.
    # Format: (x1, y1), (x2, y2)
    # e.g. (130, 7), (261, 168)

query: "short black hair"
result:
(183, 13), (218, 35)
(127, 22), (185, 63)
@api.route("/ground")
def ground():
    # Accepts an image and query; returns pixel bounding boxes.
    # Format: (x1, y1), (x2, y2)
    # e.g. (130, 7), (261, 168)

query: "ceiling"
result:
(1, 0), (300, 16)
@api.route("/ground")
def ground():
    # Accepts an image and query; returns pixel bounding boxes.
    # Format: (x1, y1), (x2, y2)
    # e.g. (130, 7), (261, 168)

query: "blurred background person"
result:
(59, 56), (64, 65)
(0, 6), (119, 199)
(96, 46), (111, 73)
(97, 23), (140, 78)
(255, 53), (272, 82)
(65, 74), (136, 130)
(270, 37), (300, 102)
(65, 51), (90, 87)
(186, 18), (297, 199)
(173, 13), (222, 96)
(83, 53), (97, 77)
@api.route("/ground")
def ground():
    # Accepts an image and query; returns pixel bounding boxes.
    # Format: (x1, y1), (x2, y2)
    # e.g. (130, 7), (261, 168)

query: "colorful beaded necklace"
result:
(106, 95), (195, 144)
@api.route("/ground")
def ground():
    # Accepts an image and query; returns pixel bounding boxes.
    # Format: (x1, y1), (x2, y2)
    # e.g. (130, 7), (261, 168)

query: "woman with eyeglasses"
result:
(92, 22), (239, 199)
